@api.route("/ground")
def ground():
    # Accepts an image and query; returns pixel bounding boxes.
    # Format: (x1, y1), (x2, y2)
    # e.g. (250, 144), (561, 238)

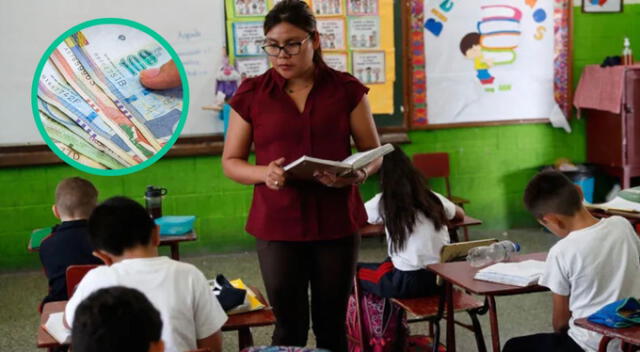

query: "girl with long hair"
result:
(358, 147), (465, 298)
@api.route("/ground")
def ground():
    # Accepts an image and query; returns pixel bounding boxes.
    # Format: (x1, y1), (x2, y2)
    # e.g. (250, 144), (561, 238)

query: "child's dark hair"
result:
(264, 0), (325, 65)
(71, 286), (162, 352)
(379, 146), (448, 253)
(523, 171), (582, 219)
(89, 196), (155, 256)
(460, 32), (481, 55)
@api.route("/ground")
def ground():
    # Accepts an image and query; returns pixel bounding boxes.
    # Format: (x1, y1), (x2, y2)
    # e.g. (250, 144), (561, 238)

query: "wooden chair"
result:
(66, 264), (100, 298)
(412, 152), (471, 241)
(391, 239), (499, 352)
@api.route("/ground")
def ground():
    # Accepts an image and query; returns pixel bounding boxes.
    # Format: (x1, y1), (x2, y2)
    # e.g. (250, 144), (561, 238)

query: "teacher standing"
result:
(222, 1), (381, 351)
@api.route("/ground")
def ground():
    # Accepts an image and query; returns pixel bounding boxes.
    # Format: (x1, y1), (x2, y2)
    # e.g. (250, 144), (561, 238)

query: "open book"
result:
(474, 260), (546, 287)
(283, 143), (394, 180)
(43, 312), (71, 344)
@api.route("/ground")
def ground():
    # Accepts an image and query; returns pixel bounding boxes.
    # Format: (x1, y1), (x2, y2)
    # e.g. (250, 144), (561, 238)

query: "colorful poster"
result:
(312, 0), (344, 16)
(234, 0), (268, 16)
(352, 51), (384, 84)
(317, 18), (346, 50)
(348, 17), (379, 49)
(324, 52), (349, 72)
(236, 57), (270, 78)
(233, 22), (265, 57)
(423, 0), (557, 125)
(347, 0), (378, 15)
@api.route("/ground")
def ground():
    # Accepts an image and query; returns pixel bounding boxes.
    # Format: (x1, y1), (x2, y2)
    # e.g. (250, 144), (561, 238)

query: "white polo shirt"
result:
(365, 191), (456, 271)
(539, 216), (640, 352)
(65, 256), (228, 352)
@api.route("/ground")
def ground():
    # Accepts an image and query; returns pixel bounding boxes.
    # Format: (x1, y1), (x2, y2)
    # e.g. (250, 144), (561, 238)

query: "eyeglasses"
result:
(261, 34), (312, 57)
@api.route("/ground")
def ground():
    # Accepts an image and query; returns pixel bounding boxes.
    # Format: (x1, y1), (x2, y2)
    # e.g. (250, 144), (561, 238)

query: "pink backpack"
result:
(346, 288), (408, 352)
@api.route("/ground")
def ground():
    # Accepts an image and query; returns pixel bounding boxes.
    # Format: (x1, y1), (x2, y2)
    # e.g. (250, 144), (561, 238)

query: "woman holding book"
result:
(221, 1), (380, 351)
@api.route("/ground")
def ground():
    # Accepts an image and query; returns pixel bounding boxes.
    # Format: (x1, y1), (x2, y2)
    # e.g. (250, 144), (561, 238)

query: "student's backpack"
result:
(346, 289), (409, 352)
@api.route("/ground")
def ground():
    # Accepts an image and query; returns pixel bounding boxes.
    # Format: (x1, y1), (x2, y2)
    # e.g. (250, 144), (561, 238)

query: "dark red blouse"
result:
(229, 63), (370, 241)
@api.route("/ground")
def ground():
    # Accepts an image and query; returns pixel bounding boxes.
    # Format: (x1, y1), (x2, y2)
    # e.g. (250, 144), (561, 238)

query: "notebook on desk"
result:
(43, 312), (70, 344)
(30, 227), (53, 250)
(586, 196), (640, 214)
(474, 260), (546, 287)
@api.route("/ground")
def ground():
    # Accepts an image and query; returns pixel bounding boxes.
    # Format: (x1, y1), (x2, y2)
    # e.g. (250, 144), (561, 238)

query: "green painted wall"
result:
(1, 4), (638, 270)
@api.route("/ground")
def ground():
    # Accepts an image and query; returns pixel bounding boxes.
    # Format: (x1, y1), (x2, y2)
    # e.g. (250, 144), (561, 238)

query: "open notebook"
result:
(474, 260), (546, 287)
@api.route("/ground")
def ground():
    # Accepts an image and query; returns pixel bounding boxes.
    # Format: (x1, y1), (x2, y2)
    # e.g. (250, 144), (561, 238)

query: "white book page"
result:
(44, 312), (71, 344)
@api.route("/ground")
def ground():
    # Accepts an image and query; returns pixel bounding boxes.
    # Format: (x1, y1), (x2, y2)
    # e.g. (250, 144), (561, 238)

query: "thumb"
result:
(140, 60), (181, 90)
(274, 157), (286, 166)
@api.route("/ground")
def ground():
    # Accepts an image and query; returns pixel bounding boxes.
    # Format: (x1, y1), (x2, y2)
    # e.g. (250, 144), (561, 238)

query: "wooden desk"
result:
(38, 301), (67, 349)
(575, 318), (640, 352)
(28, 231), (197, 261)
(37, 286), (275, 351)
(588, 207), (640, 226)
(428, 252), (548, 352)
(222, 286), (276, 350)
(158, 232), (197, 260)
(358, 215), (483, 241)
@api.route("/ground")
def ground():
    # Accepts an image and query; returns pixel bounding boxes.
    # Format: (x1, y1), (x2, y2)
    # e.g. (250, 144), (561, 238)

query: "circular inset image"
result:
(32, 18), (189, 176)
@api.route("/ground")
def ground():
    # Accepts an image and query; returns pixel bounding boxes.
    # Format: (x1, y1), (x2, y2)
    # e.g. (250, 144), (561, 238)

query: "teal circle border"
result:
(31, 17), (190, 176)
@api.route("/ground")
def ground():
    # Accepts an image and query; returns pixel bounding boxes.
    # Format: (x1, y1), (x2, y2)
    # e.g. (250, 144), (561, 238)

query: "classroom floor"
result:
(0, 227), (559, 352)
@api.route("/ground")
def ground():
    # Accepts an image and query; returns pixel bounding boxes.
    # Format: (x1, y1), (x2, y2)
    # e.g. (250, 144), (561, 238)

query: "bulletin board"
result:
(406, 0), (572, 129)
(224, 0), (397, 115)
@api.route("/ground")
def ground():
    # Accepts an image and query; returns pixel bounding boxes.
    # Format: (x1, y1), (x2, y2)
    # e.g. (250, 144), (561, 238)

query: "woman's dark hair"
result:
(379, 146), (448, 254)
(264, 0), (325, 65)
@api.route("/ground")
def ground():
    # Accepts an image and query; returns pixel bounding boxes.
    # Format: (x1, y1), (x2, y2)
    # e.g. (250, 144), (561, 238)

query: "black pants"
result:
(502, 332), (584, 352)
(256, 235), (360, 352)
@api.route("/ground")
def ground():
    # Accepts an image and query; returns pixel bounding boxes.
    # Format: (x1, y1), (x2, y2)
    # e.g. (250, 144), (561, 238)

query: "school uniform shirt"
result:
(364, 191), (456, 271)
(229, 63), (369, 241)
(65, 257), (227, 352)
(539, 216), (640, 352)
(39, 220), (103, 304)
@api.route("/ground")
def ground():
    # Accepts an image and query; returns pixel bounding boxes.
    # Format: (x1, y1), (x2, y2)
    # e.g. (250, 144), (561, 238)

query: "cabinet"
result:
(581, 66), (640, 189)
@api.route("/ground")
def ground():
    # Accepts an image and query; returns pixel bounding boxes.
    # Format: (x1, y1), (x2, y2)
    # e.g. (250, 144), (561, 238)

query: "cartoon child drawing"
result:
(460, 32), (495, 85)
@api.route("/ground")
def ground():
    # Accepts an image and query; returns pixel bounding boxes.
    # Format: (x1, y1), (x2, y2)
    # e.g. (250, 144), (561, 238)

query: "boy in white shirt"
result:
(503, 171), (640, 352)
(65, 196), (228, 352)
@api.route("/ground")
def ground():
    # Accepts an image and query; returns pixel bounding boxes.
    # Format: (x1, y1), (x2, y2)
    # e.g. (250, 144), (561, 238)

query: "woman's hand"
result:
(314, 169), (366, 188)
(265, 157), (286, 190)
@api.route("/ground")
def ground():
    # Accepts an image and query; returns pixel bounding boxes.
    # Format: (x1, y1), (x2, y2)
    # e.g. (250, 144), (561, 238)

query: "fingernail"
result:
(141, 67), (160, 78)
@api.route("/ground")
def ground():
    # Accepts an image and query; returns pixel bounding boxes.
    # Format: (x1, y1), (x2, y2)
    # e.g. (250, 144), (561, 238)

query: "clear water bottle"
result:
(466, 240), (521, 268)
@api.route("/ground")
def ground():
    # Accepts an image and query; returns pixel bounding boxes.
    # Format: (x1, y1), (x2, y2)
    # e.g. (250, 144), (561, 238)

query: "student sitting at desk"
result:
(39, 177), (103, 307)
(65, 196), (227, 352)
(503, 171), (640, 352)
(358, 147), (464, 298)
(72, 286), (164, 352)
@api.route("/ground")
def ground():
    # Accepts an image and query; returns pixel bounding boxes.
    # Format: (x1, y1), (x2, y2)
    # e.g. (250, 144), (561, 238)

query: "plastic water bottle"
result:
(623, 37), (634, 66)
(466, 241), (521, 268)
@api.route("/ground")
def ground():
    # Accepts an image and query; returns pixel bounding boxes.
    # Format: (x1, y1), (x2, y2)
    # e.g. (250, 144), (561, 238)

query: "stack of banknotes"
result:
(37, 24), (183, 169)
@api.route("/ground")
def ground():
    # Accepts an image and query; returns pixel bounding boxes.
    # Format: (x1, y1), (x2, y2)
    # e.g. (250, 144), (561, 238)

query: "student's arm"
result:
(222, 109), (285, 190)
(552, 293), (571, 334)
(196, 331), (222, 352)
(452, 205), (465, 222)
